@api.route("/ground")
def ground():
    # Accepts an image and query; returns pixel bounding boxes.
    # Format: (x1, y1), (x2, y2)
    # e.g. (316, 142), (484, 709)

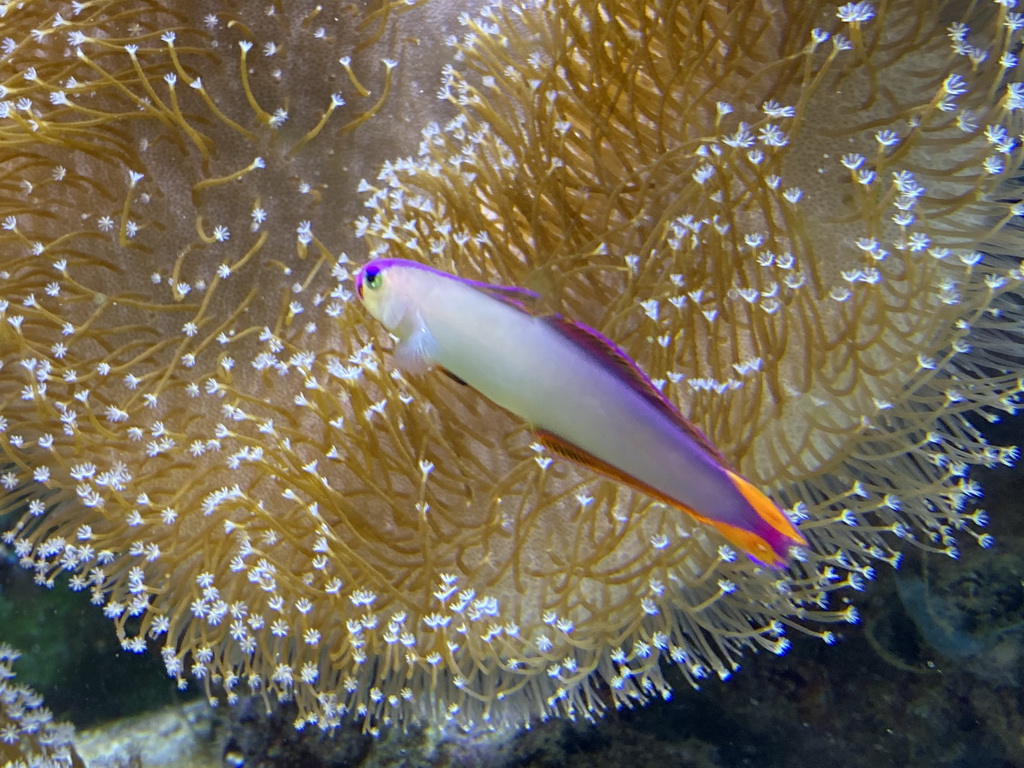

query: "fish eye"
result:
(364, 265), (383, 291)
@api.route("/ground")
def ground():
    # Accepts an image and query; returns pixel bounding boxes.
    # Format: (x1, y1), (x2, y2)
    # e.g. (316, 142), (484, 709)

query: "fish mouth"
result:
(355, 268), (364, 300)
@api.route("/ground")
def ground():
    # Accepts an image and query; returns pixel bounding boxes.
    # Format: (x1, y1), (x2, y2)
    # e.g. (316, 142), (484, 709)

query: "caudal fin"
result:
(696, 471), (806, 568)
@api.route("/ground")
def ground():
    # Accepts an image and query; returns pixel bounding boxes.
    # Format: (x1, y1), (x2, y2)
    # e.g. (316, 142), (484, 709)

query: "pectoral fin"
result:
(394, 324), (438, 374)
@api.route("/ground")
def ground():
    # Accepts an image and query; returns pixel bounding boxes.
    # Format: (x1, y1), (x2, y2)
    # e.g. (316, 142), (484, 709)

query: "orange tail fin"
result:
(720, 470), (806, 567)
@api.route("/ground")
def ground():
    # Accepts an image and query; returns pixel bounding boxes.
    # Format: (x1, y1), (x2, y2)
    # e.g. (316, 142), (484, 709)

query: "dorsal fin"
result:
(541, 315), (731, 469)
(462, 277), (542, 313)
(459, 271), (730, 468)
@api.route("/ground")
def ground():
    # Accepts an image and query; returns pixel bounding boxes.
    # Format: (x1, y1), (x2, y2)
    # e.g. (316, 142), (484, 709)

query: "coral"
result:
(0, 646), (79, 768)
(0, 0), (1022, 737)
(0, 548), (176, 728)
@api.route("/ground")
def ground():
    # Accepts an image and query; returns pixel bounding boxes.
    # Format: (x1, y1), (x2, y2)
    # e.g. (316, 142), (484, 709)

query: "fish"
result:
(354, 258), (807, 567)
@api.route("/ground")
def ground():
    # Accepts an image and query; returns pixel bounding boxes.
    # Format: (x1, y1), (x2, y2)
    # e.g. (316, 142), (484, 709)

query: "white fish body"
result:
(356, 258), (805, 566)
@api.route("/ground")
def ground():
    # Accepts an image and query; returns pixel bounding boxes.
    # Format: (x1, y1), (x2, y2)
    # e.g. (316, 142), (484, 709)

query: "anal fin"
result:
(535, 429), (804, 569)
(535, 428), (679, 504)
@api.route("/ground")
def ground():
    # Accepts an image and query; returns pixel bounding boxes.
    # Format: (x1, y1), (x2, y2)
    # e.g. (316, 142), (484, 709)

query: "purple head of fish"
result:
(356, 258), (460, 301)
